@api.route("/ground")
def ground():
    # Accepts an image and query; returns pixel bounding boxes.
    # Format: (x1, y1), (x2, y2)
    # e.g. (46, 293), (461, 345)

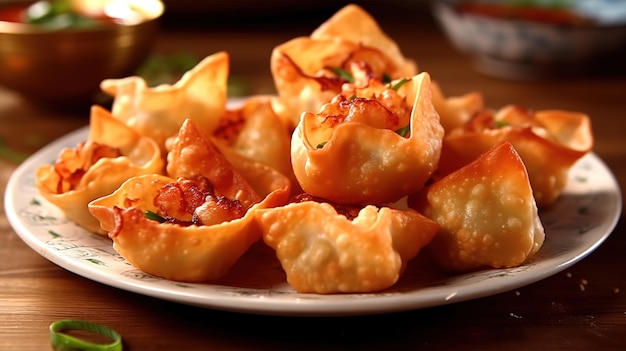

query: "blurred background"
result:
(1, 0), (625, 106)
(159, 0), (429, 29)
(155, 0), (626, 91)
(0, 0), (625, 163)
(154, 0), (437, 94)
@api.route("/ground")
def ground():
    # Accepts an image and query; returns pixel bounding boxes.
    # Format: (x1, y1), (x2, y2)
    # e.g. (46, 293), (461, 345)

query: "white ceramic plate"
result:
(5, 126), (622, 316)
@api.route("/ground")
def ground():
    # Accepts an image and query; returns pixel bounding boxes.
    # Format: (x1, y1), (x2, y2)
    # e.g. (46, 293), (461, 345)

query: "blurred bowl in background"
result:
(431, 0), (626, 80)
(0, 0), (163, 107)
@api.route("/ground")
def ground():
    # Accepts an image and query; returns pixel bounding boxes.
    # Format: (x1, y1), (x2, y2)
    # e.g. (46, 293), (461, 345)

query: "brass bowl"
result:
(0, 0), (163, 106)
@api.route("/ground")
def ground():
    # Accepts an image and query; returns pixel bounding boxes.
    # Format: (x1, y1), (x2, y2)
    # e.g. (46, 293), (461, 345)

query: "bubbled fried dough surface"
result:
(412, 142), (545, 272)
(290, 72), (444, 205)
(256, 202), (439, 294)
(35, 106), (164, 234)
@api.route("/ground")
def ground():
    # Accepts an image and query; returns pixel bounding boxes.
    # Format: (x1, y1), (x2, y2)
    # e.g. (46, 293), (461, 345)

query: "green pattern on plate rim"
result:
(5, 126), (621, 316)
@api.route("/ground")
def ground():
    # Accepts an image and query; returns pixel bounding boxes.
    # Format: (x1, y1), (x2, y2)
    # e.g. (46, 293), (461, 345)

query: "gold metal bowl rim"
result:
(0, 0), (164, 35)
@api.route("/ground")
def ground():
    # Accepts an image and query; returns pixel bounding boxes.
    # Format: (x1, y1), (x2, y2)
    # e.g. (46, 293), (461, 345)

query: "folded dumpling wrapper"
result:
(310, 3), (417, 75)
(88, 119), (291, 282)
(430, 80), (484, 134)
(36, 106), (164, 234)
(270, 4), (417, 128)
(100, 51), (229, 151)
(256, 201), (439, 293)
(212, 95), (298, 193)
(439, 105), (593, 206)
(410, 142), (545, 272)
(291, 72), (444, 205)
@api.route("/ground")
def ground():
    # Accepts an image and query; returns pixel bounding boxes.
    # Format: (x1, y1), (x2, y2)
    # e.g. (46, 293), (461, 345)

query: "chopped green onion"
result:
(390, 78), (409, 91)
(396, 125), (410, 137)
(316, 141), (327, 149)
(49, 319), (123, 351)
(144, 210), (166, 223)
(329, 67), (354, 83)
(495, 120), (511, 128)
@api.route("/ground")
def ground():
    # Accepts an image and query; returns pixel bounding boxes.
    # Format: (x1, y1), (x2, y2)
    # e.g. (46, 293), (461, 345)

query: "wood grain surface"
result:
(1, 3), (625, 350)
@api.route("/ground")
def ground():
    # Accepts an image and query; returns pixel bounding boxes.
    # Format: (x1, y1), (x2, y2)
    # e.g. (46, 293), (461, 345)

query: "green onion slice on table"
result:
(49, 319), (123, 351)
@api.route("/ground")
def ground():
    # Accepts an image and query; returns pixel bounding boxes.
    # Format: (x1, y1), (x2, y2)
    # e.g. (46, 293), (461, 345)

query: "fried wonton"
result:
(212, 95), (298, 193)
(270, 4), (417, 128)
(310, 4), (417, 75)
(165, 118), (292, 207)
(291, 72), (444, 205)
(409, 142), (545, 272)
(438, 105), (593, 206)
(430, 80), (484, 133)
(255, 197), (439, 293)
(36, 106), (164, 234)
(88, 119), (291, 282)
(100, 51), (229, 152)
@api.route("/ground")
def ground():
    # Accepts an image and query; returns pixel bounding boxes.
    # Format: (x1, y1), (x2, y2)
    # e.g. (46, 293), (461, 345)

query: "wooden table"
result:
(1, 3), (625, 350)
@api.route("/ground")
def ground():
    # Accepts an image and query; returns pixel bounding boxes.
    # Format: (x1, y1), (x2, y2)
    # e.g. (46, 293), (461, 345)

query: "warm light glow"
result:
(72, 0), (163, 24)
(72, 0), (107, 18)
(105, 0), (163, 24)
(26, 1), (52, 20)
(105, 0), (142, 24)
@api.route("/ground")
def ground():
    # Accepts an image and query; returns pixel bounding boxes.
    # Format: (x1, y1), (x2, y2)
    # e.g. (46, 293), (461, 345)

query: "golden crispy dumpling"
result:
(88, 119), (291, 282)
(255, 198), (439, 293)
(271, 38), (361, 129)
(410, 142), (545, 272)
(35, 106), (164, 234)
(291, 72), (444, 205)
(430, 81), (484, 133)
(166, 119), (292, 209)
(212, 95), (297, 193)
(310, 4), (417, 76)
(88, 174), (260, 282)
(100, 51), (229, 151)
(439, 105), (593, 206)
(166, 119), (260, 209)
(270, 4), (417, 128)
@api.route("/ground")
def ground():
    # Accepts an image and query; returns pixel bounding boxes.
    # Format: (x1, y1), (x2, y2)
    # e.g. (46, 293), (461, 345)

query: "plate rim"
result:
(4, 126), (622, 317)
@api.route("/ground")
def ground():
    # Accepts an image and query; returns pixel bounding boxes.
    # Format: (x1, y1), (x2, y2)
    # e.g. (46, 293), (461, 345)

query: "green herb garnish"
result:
(396, 125), (410, 137)
(330, 67), (354, 83)
(390, 78), (409, 91)
(495, 120), (511, 128)
(316, 141), (327, 149)
(25, 0), (102, 29)
(145, 210), (166, 223)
